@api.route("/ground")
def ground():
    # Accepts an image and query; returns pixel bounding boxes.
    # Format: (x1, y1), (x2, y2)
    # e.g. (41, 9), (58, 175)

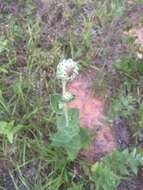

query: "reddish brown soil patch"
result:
(68, 70), (117, 163)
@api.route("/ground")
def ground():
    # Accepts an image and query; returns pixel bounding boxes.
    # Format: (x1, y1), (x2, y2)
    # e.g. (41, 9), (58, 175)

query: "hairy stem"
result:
(62, 81), (69, 127)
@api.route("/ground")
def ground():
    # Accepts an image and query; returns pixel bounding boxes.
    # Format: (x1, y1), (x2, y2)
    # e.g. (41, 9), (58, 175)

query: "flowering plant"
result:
(57, 59), (79, 127)
(50, 59), (90, 160)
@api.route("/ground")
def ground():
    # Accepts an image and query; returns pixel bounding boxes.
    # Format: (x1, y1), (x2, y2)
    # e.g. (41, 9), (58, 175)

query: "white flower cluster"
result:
(56, 59), (79, 82)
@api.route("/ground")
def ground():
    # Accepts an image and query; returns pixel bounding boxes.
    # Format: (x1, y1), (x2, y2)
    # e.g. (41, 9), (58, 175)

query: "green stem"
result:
(62, 81), (69, 127)
(3, 137), (8, 157)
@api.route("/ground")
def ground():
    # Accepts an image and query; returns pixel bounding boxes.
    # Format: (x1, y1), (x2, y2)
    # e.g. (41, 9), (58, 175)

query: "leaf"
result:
(51, 128), (74, 146)
(7, 133), (13, 144)
(11, 124), (24, 135)
(0, 90), (10, 114)
(57, 114), (67, 129)
(91, 162), (100, 173)
(92, 162), (120, 190)
(0, 67), (8, 73)
(79, 127), (91, 149)
(52, 132), (81, 160)
(109, 92), (135, 119)
(0, 121), (14, 143)
(0, 121), (9, 134)
(50, 94), (63, 113)
(0, 37), (8, 53)
(0, 121), (24, 143)
(66, 135), (81, 160)
(92, 149), (143, 190)
(68, 108), (80, 133)
(51, 108), (82, 159)
(138, 104), (143, 128)
(52, 123), (80, 146)
(56, 108), (80, 130)
(51, 92), (91, 160)
(113, 57), (143, 76)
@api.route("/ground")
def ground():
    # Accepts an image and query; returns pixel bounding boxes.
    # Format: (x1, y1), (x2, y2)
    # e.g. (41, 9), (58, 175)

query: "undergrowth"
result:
(92, 148), (143, 190)
(0, 0), (143, 189)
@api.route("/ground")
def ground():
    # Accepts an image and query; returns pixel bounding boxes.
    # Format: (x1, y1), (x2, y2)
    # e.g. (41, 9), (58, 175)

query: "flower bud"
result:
(56, 59), (79, 82)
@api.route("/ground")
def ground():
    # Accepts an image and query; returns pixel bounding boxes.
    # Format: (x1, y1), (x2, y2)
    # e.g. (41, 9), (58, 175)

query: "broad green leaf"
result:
(50, 94), (63, 113)
(57, 114), (67, 129)
(56, 108), (80, 130)
(79, 127), (91, 149)
(66, 135), (81, 160)
(68, 108), (80, 130)
(52, 132), (81, 160)
(51, 129), (74, 146)
(52, 124), (79, 146)
(51, 108), (82, 159)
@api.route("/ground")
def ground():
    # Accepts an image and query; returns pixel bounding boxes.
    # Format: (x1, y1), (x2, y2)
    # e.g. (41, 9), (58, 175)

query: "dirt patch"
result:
(68, 70), (117, 163)
(113, 118), (130, 150)
(0, 159), (15, 189)
(37, 0), (71, 49)
(68, 69), (132, 164)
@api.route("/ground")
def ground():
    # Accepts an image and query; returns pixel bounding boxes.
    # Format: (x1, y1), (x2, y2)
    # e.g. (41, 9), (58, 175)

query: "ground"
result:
(0, 0), (143, 189)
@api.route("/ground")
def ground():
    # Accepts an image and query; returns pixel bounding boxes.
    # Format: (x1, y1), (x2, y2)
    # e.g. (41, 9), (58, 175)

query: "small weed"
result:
(0, 120), (23, 144)
(92, 148), (143, 190)
(91, 68), (110, 98)
(113, 56), (143, 78)
(112, 54), (143, 140)
(95, 0), (125, 25)
(50, 59), (91, 160)
(109, 90), (135, 120)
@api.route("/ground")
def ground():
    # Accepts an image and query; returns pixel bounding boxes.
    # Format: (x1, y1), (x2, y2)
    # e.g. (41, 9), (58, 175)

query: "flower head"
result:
(56, 59), (79, 82)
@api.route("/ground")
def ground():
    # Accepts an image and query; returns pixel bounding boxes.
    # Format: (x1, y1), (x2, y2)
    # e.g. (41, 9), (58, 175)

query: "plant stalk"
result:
(62, 81), (69, 127)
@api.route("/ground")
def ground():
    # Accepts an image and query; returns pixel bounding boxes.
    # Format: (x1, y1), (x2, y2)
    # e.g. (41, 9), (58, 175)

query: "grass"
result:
(0, 0), (143, 189)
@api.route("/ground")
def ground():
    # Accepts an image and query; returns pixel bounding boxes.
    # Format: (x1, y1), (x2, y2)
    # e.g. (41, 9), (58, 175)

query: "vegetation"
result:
(0, 0), (143, 189)
(92, 149), (143, 190)
(50, 59), (91, 160)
